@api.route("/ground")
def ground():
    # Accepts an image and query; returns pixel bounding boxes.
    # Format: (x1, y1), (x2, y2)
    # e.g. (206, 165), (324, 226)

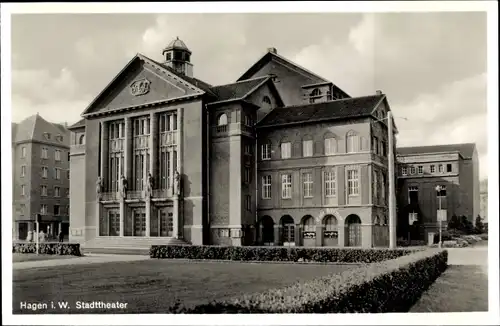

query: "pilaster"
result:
(315, 225), (323, 246)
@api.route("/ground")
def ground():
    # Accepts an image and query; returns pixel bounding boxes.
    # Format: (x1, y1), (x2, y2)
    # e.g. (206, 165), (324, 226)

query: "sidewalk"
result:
(410, 243), (488, 312)
(12, 253), (150, 271)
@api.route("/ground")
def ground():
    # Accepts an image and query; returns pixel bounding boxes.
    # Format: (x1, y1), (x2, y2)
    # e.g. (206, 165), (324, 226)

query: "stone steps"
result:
(81, 237), (189, 255)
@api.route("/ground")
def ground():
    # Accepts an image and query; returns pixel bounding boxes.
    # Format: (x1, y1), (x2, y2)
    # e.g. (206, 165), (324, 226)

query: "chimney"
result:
(376, 90), (383, 95)
(267, 47), (277, 54)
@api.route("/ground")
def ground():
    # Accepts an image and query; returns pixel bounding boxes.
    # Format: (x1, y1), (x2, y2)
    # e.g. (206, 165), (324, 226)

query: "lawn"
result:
(410, 265), (488, 312)
(13, 259), (360, 314)
(12, 253), (80, 263)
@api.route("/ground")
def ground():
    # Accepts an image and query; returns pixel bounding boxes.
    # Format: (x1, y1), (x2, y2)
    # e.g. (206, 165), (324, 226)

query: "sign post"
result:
(35, 214), (40, 255)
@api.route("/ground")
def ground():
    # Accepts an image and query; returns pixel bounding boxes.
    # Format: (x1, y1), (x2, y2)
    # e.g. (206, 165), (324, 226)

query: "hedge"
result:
(168, 249), (448, 313)
(150, 245), (420, 263)
(13, 242), (82, 256)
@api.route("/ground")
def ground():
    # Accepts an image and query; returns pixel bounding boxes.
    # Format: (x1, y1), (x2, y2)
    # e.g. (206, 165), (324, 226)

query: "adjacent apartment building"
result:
(69, 38), (396, 249)
(396, 143), (480, 240)
(12, 114), (71, 240)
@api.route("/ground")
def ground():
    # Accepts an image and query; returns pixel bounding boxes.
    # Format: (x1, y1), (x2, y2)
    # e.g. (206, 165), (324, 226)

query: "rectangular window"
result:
(41, 204), (47, 214)
(68, 152), (70, 161)
(418, 165), (423, 174)
(281, 174), (292, 199)
(55, 150), (61, 161)
(245, 195), (252, 211)
(54, 186), (60, 197)
(408, 186), (419, 205)
(66, 188), (70, 198)
(430, 165), (435, 173)
(19, 204), (26, 216)
(42, 167), (48, 178)
(41, 185), (47, 196)
(437, 185), (447, 197)
(302, 140), (313, 157)
(21, 165), (26, 177)
(447, 164), (452, 172)
(347, 169), (359, 196)
(262, 175), (272, 199)
(41, 148), (48, 159)
(21, 185), (25, 196)
(244, 144), (252, 155)
(261, 143), (271, 160)
(54, 205), (60, 216)
(281, 142), (291, 159)
(325, 171), (336, 197)
(381, 173), (386, 202)
(55, 168), (61, 180)
(438, 164), (444, 173)
(401, 166), (407, 176)
(244, 167), (251, 184)
(372, 137), (378, 154)
(302, 172), (313, 198)
(347, 134), (360, 153)
(324, 138), (337, 155)
(381, 141), (387, 157)
(21, 147), (26, 158)
(410, 166), (416, 175)
(67, 170), (70, 180)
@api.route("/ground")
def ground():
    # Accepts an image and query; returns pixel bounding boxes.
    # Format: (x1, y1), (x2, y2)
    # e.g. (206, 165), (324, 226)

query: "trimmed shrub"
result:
(397, 239), (426, 247)
(168, 249), (448, 313)
(150, 245), (420, 263)
(13, 242), (82, 256)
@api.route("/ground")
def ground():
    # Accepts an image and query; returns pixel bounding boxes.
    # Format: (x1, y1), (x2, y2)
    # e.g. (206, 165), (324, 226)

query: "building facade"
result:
(69, 38), (399, 249)
(12, 114), (71, 240)
(396, 143), (480, 240)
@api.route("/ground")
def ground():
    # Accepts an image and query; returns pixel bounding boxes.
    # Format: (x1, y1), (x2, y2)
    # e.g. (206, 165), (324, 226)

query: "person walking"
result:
(58, 230), (64, 243)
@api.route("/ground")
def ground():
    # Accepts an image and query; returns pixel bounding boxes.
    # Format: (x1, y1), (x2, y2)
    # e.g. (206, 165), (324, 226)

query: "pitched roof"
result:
(68, 118), (86, 130)
(82, 53), (212, 116)
(237, 50), (328, 83)
(208, 76), (269, 104)
(13, 114), (70, 146)
(257, 94), (385, 128)
(397, 143), (476, 159)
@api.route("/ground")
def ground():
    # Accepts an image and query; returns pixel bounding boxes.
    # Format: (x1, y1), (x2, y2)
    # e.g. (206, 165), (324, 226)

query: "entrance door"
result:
(346, 214), (362, 247)
(159, 207), (173, 237)
(108, 210), (120, 236)
(134, 210), (146, 236)
(261, 216), (274, 245)
(18, 222), (28, 240)
(281, 215), (295, 246)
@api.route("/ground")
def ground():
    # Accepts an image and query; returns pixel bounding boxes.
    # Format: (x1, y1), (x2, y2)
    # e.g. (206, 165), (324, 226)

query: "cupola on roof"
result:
(163, 36), (191, 54)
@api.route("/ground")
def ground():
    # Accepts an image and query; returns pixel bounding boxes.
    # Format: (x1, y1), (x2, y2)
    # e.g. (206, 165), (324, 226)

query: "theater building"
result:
(396, 143), (480, 240)
(69, 37), (396, 249)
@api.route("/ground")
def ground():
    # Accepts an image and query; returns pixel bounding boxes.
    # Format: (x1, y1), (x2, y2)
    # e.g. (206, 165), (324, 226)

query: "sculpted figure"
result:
(120, 174), (128, 199)
(174, 171), (181, 196)
(146, 173), (154, 198)
(96, 176), (103, 199)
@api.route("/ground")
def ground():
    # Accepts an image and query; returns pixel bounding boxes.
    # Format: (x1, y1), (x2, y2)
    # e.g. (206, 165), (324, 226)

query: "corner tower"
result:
(162, 37), (194, 77)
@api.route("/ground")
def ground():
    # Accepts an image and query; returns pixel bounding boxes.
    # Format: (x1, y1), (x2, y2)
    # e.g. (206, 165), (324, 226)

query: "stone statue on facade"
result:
(120, 174), (128, 199)
(174, 171), (181, 196)
(96, 176), (103, 200)
(146, 173), (154, 198)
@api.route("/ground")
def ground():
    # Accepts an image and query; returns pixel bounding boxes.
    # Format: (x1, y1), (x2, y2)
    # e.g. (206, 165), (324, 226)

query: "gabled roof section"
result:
(238, 50), (329, 83)
(208, 76), (269, 104)
(257, 94), (384, 128)
(397, 143), (476, 159)
(81, 53), (209, 117)
(13, 114), (70, 146)
(68, 118), (86, 130)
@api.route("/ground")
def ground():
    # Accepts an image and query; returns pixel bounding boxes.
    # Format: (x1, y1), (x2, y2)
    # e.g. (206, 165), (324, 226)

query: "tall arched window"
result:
(303, 216), (315, 232)
(262, 96), (271, 105)
(217, 113), (228, 126)
(346, 130), (360, 153)
(324, 133), (337, 156)
(78, 134), (86, 145)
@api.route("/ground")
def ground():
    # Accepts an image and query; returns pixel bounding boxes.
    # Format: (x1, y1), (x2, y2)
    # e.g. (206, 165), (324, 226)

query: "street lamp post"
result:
(436, 185), (443, 248)
(387, 111), (397, 249)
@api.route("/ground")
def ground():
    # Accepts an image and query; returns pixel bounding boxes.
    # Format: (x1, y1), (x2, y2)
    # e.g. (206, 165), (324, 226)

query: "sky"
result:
(10, 12), (488, 179)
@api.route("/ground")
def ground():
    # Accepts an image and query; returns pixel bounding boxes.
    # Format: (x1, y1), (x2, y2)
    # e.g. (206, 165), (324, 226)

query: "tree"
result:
(475, 215), (485, 234)
(448, 214), (460, 230)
